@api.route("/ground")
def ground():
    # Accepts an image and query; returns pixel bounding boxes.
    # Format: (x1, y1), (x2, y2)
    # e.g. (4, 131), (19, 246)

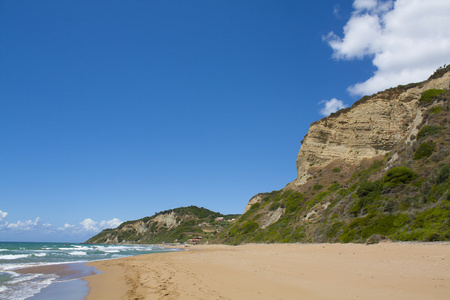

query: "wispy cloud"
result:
(58, 223), (75, 231)
(333, 4), (342, 19)
(0, 210), (7, 221)
(78, 217), (123, 232)
(3, 217), (51, 231)
(99, 218), (122, 229)
(0, 212), (122, 236)
(324, 0), (450, 96)
(319, 98), (347, 116)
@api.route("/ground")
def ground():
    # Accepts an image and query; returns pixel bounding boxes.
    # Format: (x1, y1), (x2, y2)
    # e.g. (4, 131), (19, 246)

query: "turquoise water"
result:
(0, 242), (177, 299)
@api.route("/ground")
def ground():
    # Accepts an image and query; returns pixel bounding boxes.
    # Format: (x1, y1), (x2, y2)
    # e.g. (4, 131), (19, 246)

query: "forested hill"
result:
(85, 206), (239, 244)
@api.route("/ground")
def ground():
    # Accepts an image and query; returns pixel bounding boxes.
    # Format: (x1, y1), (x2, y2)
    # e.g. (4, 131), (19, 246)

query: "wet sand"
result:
(17, 262), (97, 281)
(17, 262), (98, 300)
(86, 242), (450, 300)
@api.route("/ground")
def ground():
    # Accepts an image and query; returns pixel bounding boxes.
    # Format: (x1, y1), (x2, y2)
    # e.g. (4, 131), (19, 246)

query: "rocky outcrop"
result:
(260, 207), (284, 229)
(291, 69), (450, 186)
(153, 211), (180, 229)
(244, 193), (268, 213)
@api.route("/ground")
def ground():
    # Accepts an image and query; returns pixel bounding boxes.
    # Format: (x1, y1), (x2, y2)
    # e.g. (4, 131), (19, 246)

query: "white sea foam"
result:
(0, 261), (87, 272)
(0, 254), (29, 260)
(57, 247), (75, 251)
(72, 245), (92, 250)
(33, 253), (47, 257)
(1, 273), (57, 300)
(0, 285), (7, 293)
(0, 263), (42, 271)
(8, 273), (41, 285)
(135, 247), (154, 251)
(68, 251), (87, 256)
(58, 245), (93, 251)
(103, 249), (120, 253)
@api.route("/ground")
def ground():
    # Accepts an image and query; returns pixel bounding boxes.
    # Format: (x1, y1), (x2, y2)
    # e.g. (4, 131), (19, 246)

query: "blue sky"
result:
(1, 0), (449, 242)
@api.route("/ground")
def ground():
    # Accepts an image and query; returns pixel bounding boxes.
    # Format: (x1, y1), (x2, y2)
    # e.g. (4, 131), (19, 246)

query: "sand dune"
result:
(86, 242), (450, 299)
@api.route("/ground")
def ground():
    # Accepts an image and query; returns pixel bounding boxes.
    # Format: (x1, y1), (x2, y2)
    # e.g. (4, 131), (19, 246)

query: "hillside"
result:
(85, 206), (239, 244)
(86, 66), (450, 245)
(217, 66), (450, 244)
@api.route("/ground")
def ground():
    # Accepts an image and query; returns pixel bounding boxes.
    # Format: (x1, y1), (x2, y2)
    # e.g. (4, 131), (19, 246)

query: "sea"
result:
(0, 242), (178, 300)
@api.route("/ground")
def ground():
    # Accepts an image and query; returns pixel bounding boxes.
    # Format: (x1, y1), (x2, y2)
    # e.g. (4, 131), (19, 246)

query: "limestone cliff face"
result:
(153, 211), (181, 229)
(291, 70), (450, 186)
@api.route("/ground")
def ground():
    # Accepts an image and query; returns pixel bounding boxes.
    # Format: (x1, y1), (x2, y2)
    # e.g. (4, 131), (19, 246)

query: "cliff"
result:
(217, 65), (450, 244)
(291, 67), (450, 187)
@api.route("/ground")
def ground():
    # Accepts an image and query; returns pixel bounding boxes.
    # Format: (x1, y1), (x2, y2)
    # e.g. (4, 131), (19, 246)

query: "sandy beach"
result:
(86, 242), (450, 300)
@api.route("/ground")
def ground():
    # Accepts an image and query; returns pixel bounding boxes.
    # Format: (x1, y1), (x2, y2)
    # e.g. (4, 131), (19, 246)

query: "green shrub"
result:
(327, 222), (343, 239)
(414, 142), (436, 159)
(332, 167), (341, 173)
(351, 160), (382, 182)
(419, 89), (446, 104)
(313, 191), (331, 203)
(350, 196), (375, 216)
(400, 202), (450, 241)
(285, 199), (301, 214)
(328, 182), (341, 192)
(240, 221), (259, 234)
(436, 164), (450, 184)
(360, 214), (409, 239)
(340, 229), (356, 243)
(412, 203), (449, 230)
(340, 213), (410, 242)
(312, 184), (324, 191)
(383, 167), (417, 188)
(429, 106), (442, 114)
(350, 181), (382, 216)
(416, 125), (442, 140)
(269, 201), (281, 211)
(249, 202), (261, 211)
(357, 181), (379, 197)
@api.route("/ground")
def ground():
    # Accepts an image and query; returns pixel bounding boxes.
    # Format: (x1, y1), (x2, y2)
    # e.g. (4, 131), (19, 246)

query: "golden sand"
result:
(86, 242), (450, 299)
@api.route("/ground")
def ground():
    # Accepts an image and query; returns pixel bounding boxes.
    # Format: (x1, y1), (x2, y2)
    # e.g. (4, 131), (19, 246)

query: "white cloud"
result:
(0, 210), (7, 221)
(58, 223), (75, 231)
(333, 4), (342, 18)
(99, 218), (122, 229)
(319, 98), (347, 116)
(80, 218), (99, 232)
(0, 213), (122, 237)
(80, 217), (122, 232)
(353, 0), (378, 11)
(353, 0), (393, 13)
(325, 0), (450, 95)
(6, 217), (41, 231)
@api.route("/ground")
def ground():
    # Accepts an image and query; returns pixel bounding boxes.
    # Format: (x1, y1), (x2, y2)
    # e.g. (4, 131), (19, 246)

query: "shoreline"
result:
(15, 262), (98, 300)
(16, 262), (98, 280)
(0, 242), (170, 299)
(86, 242), (450, 299)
